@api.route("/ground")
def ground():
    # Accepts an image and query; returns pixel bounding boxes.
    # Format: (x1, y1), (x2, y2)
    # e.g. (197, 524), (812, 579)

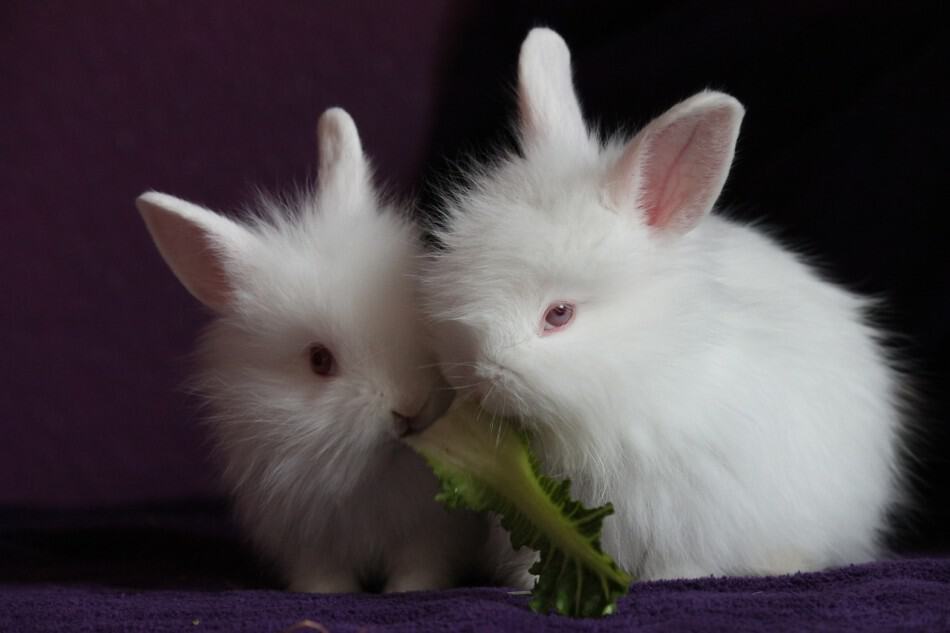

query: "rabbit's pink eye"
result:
(309, 344), (336, 376)
(542, 302), (575, 334)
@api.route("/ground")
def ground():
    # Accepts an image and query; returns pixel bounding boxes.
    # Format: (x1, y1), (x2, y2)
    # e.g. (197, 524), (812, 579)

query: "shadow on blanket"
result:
(1, 501), (949, 632)
(0, 499), (275, 590)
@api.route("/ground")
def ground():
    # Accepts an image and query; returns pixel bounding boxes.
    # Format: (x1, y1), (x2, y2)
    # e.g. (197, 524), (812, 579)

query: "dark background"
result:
(2, 0), (946, 578)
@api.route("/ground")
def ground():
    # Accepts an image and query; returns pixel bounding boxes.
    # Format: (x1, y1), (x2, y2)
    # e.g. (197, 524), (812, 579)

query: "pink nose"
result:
(392, 384), (455, 438)
(392, 411), (412, 437)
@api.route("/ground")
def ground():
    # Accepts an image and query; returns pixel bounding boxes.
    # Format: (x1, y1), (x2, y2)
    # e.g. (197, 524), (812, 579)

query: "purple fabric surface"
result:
(4, 505), (946, 631)
(3, 558), (949, 632)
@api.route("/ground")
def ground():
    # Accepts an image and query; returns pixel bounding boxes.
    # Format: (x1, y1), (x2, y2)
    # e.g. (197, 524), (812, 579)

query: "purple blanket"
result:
(3, 559), (949, 632)
(1, 506), (947, 632)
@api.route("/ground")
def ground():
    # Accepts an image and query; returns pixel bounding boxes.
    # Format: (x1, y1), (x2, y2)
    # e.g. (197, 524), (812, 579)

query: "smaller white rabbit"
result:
(424, 28), (908, 581)
(137, 108), (491, 592)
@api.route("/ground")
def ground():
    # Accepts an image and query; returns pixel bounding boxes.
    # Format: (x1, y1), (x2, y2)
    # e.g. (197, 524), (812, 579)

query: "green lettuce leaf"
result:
(405, 400), (633, 617)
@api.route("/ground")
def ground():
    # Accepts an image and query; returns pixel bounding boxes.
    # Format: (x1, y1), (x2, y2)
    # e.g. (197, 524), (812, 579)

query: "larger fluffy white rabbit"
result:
(137, 108), (491, 592)
(424, 29), (907, 580)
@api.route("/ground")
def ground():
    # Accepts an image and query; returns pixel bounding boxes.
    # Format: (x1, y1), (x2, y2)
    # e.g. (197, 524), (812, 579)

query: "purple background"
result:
(2, 0), (947, 553)
(1, 1), (472, 507)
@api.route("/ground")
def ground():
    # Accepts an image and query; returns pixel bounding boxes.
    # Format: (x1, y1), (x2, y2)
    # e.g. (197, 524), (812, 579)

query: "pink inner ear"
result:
(608, 99), (740, 233)
(143, 207), (233, 312)
(641, 109), (735, 230)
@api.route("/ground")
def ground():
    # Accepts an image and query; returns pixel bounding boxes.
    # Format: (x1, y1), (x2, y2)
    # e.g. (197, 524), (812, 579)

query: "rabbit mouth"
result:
(471, 361), (530, 418)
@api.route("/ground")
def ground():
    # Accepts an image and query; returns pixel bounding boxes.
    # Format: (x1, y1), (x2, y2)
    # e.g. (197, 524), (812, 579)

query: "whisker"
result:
(432, 361), (481, 370)
(442, 378), (490, 391)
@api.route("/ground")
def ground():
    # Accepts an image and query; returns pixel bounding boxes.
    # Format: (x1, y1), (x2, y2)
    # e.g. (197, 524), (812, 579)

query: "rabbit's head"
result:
(139, 109), (444, 499)
(425, 29), (744, 471)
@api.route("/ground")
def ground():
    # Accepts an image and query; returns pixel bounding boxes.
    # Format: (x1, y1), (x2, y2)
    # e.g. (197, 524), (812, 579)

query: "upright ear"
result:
(517, 28), (588, 153)
(605, 91), (745, 233)
(136, 191), (254, 313)
(316, 107), (371, 208)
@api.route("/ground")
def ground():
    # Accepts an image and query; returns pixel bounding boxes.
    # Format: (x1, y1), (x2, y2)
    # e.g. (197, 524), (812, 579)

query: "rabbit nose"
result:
(391, 411), (413, 437)
(392, 385), (456, 438)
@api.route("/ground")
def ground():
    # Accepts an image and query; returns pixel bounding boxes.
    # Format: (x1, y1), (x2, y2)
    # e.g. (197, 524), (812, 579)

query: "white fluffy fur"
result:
(424, 29), (906, 581)
(137, 108), (496, 592)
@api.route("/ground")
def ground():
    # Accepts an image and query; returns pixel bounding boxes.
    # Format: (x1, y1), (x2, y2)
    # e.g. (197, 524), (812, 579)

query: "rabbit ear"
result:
(136, 191), (254, 313)
(517, 28), (588, 152)
(316, 107), (372, 209)
(605, 91), (744, 233)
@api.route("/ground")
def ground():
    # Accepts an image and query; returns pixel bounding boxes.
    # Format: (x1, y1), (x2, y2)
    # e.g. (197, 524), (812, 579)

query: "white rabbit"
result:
(423, 28), (907, 581)
(137, 108), (494, 593)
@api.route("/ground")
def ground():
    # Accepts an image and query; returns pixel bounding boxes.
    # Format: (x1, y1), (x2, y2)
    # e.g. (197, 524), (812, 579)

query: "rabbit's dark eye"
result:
(309, 344), (336, 376)
(541, 302), (575, 335)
